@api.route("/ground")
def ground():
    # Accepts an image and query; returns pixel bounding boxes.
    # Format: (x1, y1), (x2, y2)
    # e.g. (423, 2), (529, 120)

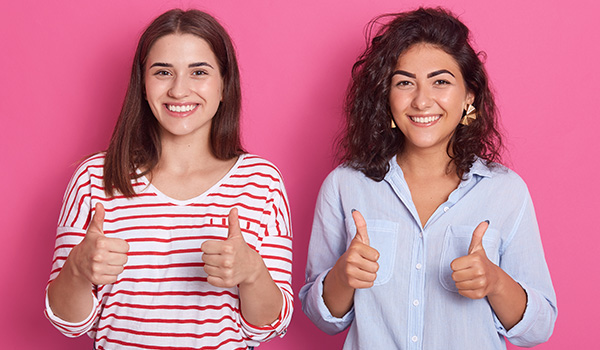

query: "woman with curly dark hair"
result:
(300, 7), (556, 349)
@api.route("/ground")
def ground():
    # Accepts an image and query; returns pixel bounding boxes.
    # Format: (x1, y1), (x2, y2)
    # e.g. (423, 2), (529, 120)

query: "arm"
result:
(45, 158), (130, 337)
(48, 203), (129, 323)
(201, 168), (293, 341)
(299, 171), (365, 334)
(451, 194), (557, 345)
(451, 221), (526, 330)
(323, 210), (379, 317)
(202, 208), (284, 326)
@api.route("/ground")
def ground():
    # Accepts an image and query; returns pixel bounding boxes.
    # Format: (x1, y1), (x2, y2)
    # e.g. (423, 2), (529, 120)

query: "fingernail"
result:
(484, 220), (490, 224)
(351, 209), (356, 213)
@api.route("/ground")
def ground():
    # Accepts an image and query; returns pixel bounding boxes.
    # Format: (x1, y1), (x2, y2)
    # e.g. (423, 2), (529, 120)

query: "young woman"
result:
(300, 7), (556, 349)
(45, 9), (292, 350)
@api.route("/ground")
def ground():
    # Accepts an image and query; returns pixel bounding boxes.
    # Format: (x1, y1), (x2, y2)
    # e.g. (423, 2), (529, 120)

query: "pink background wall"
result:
(1, 0), (598, 348)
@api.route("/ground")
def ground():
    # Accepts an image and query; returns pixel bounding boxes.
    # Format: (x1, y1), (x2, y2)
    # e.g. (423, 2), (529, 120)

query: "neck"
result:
(156, 130), (218, 174)
(397, 145), (456, 178)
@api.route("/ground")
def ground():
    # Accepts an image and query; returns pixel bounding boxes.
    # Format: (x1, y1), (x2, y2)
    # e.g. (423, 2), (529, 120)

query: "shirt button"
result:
(416, 263), (422, 270)
(419, 231), (423, 238)
(413, 299), (419, 306)
(412, 336), (418, 342)
(443, 206), (449, 212)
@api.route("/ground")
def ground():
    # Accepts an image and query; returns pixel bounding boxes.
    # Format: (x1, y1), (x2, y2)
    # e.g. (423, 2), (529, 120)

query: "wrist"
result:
(240, 250), (267, 287)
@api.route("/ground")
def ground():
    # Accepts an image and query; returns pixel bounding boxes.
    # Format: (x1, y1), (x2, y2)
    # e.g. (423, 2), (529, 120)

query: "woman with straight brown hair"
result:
(45, 9), (292, 349)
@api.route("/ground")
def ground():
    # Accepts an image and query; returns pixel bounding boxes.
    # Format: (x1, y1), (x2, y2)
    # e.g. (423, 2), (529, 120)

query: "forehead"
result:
(146, 33), (217, 65)
(395, 43), (462, 75)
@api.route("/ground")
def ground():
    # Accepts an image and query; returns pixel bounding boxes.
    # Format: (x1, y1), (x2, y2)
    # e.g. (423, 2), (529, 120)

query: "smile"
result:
(166, 104), (198, 112)
(409, 115), (441, 124)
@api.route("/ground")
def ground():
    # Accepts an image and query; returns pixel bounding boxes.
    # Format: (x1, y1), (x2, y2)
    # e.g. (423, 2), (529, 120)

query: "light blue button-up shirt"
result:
(299, 157), (557, 349)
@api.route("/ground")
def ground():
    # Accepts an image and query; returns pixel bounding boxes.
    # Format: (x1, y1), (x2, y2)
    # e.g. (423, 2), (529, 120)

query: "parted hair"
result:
(104, 9), (244, 197)
(338, 7), (503, 181)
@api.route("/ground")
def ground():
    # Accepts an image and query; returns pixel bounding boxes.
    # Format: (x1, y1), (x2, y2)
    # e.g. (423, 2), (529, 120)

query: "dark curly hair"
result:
(338, 7), (503, 181)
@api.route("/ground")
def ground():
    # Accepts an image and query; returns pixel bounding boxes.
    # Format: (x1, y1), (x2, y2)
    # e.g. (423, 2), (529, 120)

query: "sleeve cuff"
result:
(240, 286), (293, 343)
(45, 288), (98, 337)
(493, 281), (537, 337)
(299, 268), (354, 335)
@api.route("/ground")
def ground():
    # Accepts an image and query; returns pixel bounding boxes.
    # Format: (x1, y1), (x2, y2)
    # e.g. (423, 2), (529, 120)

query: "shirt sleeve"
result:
(239, 170), (294, 343)
(299, 170), (355, 334)
(45, 159), (100, 337)
(493, 191), (557, 346)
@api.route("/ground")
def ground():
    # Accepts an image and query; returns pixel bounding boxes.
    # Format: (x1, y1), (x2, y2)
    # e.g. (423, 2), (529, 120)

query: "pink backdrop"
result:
(1, 0), (598, 348)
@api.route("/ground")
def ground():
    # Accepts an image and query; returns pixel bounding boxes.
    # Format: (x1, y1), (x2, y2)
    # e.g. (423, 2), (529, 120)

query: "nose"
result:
(167, 75), (190, 99)
(411, 85), (433, 110)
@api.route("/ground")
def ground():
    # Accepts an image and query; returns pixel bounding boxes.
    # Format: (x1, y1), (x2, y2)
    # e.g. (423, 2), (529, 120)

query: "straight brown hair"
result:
(104, 9), (244, 197)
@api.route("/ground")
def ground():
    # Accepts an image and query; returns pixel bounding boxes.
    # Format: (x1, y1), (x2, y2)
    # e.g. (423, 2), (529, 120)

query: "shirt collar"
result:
(386, 155), (494, 181)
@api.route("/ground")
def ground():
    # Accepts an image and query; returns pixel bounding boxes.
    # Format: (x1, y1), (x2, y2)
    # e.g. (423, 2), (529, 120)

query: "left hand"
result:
(201, 208), (262, 288)
(451, 221), (501, 299)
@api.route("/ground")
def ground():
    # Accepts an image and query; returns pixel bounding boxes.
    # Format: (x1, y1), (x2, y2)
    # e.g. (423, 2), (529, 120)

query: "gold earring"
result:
(391, 119), (397, 128)
(460, 104), (477, 126)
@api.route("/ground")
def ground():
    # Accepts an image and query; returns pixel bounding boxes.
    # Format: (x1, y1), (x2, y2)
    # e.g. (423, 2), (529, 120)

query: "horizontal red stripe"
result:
(101, 312), (238, 326)
(97, 333), (245, 350)
(105, 289), (238, 299)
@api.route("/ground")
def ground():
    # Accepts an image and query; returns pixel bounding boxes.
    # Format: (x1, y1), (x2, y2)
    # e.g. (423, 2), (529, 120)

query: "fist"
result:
(69, 203), (130, 285)
(334, 210), (380, 289)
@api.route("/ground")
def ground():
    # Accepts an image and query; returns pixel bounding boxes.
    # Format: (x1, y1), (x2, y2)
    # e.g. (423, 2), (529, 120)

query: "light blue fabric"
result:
(299, 156), (557, 350)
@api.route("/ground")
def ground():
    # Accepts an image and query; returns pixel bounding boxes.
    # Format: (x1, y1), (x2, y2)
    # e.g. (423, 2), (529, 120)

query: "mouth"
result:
(165, 104), (198, 113)
(409, 115), (441, 124)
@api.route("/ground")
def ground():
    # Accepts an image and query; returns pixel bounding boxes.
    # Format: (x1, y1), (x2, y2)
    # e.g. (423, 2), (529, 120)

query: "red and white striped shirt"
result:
(46, 153), (293, 350)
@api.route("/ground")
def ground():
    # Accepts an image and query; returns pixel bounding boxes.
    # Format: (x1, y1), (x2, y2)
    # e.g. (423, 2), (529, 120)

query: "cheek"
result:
(389, 91), (410, 113)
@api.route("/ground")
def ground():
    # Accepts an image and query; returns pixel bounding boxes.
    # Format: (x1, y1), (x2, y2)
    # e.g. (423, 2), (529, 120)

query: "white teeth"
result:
(410, 115), (440, 124)
(167, 104), (196, 112)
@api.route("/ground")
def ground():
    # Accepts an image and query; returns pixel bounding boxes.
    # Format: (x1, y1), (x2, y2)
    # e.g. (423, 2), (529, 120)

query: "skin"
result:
(48, 33), (282, 327)
(323, 43), (526, 330)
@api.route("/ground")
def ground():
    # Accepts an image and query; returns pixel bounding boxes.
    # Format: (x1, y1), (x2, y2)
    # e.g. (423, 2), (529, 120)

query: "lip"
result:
(407, 114), (442, 127)
(163, 103), (199, 118)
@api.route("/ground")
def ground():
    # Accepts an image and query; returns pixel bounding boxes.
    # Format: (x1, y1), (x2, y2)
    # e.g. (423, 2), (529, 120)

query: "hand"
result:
(69, 203), (130, 285)
(331, 210), (380, 289)
(201, 208), (262, 288)
(451, 221), (501, 299)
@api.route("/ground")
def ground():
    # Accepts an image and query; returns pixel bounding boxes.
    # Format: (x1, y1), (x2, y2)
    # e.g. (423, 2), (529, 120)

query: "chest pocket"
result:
(346, 219), (399, 286)
(439, 224), (502, 293)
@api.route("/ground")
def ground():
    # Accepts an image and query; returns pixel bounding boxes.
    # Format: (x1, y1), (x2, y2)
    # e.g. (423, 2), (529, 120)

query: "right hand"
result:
(332, 210), (380, 289)
(69, 203), (130, 285)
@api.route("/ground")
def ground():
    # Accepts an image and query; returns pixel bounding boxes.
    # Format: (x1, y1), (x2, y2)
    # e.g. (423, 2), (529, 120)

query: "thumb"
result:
(227, 208), (243, 240)
(88, 203), (105, 235)
(468, 220), (489, 254)
(352, 209), (369, 246)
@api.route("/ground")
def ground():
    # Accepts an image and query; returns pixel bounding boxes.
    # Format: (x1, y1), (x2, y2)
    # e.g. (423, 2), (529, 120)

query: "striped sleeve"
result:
(239, 160), (293, 342)
(45, 155), (103, 337)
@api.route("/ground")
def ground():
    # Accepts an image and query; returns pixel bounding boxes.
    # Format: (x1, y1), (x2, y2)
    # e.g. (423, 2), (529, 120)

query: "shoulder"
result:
(73, 153), (106, 174)
(233, 153), (285, 184)
(67, 152), (106, 185)
(476, 160), (530, 197)
(320, 163), (372, 194)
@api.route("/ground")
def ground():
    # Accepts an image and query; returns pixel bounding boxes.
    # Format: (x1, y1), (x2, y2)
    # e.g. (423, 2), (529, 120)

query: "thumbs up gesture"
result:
(332, 210), (380, 289)
(201, 208), (261, 288)
(69, 203), (130, 285)
(451, 221), (501, 299)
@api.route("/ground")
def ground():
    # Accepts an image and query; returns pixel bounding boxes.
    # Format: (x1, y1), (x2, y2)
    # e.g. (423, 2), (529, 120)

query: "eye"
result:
(192, 70), (208, 76)
(153, 70), (171, 76)
(395, 80), (413, 87)
(434, 79), (451, 85)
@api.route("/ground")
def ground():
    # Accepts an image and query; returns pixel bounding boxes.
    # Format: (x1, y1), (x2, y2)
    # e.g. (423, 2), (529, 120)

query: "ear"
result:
(465, 90), (475, 106)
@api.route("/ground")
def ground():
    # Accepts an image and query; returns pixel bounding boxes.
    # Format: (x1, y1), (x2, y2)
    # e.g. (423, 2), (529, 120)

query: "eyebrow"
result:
(427, 69), (455, 78)
(392, 70), (416, 78)
(391, 69), (456, 79)
(149, 62), (215, 69)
